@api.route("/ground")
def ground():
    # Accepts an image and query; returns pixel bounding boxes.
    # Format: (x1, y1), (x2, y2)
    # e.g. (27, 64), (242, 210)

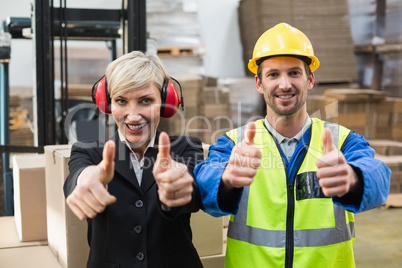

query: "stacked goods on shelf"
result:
(384, 0), (402, 44)
(158, 76), (271, 144)
(238, 0), (357, 84)
(9, 95), (33, 146)
(158, 74), (204, 140)
(381, 52), (402, 98)
(147, 0), (201, 47)
(379, 0), (402, 98)
(159, 75), (266, 144)
(147, 0), (205, 76)
(347, 0), (385, 46)
(347, 0), (385, 89)
(218, 77), (265, 129)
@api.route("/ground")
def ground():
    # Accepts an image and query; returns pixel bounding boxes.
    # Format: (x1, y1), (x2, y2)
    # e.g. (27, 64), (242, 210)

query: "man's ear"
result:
(255, 75), (264, 94)
(308, 72), (315, 90)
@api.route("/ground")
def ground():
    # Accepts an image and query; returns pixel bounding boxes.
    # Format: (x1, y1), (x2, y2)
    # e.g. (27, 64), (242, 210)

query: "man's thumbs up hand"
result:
(244, 120), (257, 145)
(222, 122), (262, 190)
(322, 128), (336, 155)
(153, 132), (194, 208)
(316, 128), (359, 197)
(66, 140), (117, 220)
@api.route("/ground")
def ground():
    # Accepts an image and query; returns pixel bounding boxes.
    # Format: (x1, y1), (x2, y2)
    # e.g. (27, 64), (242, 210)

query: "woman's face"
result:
(111, 83), (161, 153)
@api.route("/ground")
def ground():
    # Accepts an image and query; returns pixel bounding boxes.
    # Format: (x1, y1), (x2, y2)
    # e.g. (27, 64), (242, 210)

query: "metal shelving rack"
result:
(0, 0), (147, 216)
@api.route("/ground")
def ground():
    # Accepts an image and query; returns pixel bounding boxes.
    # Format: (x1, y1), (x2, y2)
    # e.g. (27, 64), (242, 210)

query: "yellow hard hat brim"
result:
(248, 54), (320, 74)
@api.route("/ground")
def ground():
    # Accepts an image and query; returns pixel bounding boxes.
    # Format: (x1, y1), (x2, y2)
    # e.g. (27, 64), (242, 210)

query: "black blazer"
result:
(63, 130), (204, 268)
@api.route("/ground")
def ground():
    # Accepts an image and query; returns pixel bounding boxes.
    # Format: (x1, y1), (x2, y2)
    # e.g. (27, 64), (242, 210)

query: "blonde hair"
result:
(105, 51), (170, 98)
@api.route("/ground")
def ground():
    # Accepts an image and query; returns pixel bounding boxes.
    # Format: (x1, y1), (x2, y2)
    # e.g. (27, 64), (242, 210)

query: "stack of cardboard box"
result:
(158, 74), (203, 140)
(371, 140), (402, 194)
(218, 77), (265, 129)
(307, 89), (402, 197)
(158, 75), (233, 145)
(307, 89), (402, 141)
(238, 0), (357, 84)
(44, 145), (90, 268)
(0, 154), (61, 267)
(0, 216), (61, 267)
(200, 86), (231, 144)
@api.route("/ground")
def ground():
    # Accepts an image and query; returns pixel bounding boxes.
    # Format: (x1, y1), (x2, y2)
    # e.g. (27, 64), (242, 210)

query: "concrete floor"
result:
(354, 207), (402, 267)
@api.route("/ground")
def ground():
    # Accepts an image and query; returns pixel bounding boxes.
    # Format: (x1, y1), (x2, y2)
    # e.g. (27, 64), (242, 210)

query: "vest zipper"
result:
(284, 142), (309, 268)
(285, 180), (295, 268)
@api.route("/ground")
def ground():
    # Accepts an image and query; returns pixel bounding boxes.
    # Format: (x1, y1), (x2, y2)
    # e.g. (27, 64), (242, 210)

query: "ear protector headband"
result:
(91, 76), (184, 118)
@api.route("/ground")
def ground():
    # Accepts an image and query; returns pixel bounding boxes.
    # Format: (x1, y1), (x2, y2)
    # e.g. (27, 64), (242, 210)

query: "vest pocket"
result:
(295, 171), (329, 200)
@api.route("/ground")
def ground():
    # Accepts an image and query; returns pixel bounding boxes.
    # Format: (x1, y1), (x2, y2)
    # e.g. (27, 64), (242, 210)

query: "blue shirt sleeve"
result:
(194, 135), (239, 217)
(333, 132), (391, 213)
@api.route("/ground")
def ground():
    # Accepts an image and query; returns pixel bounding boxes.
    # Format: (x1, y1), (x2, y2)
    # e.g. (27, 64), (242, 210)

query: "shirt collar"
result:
(264, 115), (312, 144)
(117, 129), (156, 156)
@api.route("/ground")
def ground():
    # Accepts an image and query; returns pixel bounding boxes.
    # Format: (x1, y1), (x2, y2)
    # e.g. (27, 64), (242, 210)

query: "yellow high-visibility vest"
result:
(225, 118), (355, 268)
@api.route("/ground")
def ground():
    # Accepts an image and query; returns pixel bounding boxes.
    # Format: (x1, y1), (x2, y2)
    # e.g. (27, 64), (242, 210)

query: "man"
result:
(194, 23), (391, 268)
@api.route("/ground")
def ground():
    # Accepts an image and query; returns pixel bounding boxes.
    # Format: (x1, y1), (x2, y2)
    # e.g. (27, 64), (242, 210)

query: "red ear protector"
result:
(91, 76), (184, 118)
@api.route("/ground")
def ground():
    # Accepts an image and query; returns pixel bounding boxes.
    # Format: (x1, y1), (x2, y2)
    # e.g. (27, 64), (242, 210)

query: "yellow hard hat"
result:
(248, 23), (320, 74)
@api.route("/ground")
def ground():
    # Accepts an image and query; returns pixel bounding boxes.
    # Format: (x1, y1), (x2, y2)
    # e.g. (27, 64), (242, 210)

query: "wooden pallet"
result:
(324, 88), (388, 102)
(157, 45), (205, 57)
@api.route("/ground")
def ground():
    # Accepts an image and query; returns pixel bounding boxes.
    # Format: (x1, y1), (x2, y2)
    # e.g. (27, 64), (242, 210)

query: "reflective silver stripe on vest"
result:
(227, 123), (355, 248)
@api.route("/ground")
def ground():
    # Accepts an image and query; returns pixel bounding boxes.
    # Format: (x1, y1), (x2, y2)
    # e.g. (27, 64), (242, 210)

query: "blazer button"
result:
(135, 200), (143, 208)
(136, 252), (145, 261)
(134, 225), (142, 234)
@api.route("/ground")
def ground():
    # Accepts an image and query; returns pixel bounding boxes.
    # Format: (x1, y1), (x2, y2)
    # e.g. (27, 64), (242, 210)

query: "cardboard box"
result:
(191, 210), (224, 257)
(44, 145), (89, 268)
(0, 246), (63, 268)
(0, 216), (47, 249)
(191, 144), (226, 257)
(12, 154), (47, 242)
(200, 253), (225, 268)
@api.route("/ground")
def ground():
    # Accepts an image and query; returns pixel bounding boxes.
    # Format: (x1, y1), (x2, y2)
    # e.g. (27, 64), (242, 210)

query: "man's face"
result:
(255, 56), (314, 118)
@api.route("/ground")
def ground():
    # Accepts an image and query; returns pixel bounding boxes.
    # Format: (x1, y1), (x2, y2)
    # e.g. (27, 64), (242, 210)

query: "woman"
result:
(63, 51), (204, 268)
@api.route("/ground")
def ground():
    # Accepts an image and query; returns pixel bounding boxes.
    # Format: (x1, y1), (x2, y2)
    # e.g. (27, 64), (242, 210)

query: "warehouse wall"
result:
(0, 0), (244, 89)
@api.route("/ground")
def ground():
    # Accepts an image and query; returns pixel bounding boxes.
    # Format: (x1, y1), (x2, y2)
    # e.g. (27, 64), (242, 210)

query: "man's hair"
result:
(105, 51), (170, 98)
